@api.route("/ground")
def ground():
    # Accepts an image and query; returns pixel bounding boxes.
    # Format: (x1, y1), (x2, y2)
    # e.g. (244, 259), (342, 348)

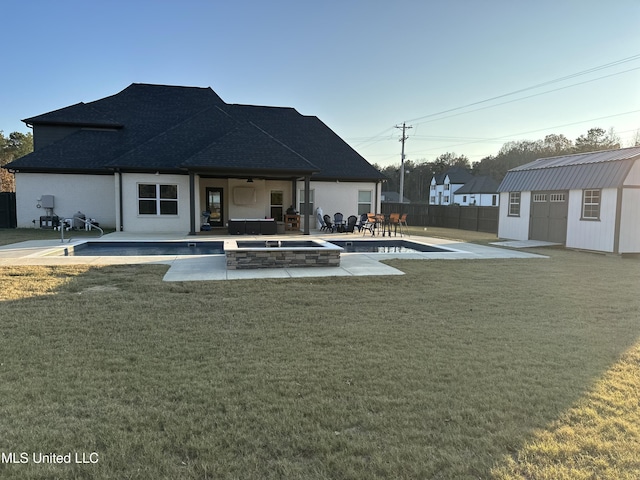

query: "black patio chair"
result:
(318, 210), (328, 231)
(323, 214), (334, 233)
(344, 215), (357, 233)
(333, 212), (344, 233)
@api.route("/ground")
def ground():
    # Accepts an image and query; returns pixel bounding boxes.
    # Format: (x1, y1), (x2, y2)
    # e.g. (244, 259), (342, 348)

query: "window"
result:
(270, 190), (283, 221)
(533, 193), (547, 202)
(462, 195), (467, 203)
(550, 193), (566, 202)
(357, 190), (372, 215)
(298, 189), (314, 215)
(138, 184), (178, 215)
(582, 189), (600, 220)
(492, 195), (497, 206)
(508, 192), (520, 216)
(443, 195), (449, 203)
(430, 196), (436, 204)
(444, 184), (450, 191)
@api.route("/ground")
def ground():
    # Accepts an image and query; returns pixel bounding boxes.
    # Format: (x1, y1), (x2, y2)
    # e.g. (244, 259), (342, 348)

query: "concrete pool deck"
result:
(0, 232), (548, 281)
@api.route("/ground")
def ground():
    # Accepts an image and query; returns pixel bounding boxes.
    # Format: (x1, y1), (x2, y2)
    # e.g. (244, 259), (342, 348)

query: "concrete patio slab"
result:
(0, 232), (549, 282)
(490, 240), (561, 249)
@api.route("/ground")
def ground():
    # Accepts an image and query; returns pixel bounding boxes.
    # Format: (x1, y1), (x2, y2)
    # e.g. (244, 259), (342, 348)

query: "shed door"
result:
(529, 191), (568, 243)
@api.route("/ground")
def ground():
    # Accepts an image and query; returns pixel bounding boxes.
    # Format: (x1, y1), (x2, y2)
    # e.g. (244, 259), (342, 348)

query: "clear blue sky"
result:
(2, 0), (639, 167)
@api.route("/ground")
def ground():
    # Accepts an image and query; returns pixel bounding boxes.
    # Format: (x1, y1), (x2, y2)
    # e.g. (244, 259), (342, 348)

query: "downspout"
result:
(303, 176), (310, 235)
(291, 178), (297, 211)
(117, 169), (124, 231)
(189, 171), (196, 236)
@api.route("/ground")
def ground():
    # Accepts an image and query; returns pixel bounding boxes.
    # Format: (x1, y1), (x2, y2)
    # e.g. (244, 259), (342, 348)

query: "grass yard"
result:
(0, 229), (639, 479)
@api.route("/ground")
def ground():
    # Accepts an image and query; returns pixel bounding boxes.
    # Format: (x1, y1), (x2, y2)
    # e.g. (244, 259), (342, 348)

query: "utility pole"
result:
(395, 122), (412, 205)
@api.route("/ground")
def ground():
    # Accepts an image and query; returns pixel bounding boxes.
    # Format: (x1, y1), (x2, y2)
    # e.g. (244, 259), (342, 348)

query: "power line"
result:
(354, 53), (640, 153)
(413, 109), (640, 156)
(405, 53), (640, 124)
(411, 65), (640, 128)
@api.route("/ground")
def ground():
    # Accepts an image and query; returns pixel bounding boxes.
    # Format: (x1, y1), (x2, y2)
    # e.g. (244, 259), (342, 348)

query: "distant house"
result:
(453, 175), (499, 206)
(497, 147), (640, 253)
(381, 191), (410, 203)
(4, 83), (385, 234)
(429, 167), (473, 205)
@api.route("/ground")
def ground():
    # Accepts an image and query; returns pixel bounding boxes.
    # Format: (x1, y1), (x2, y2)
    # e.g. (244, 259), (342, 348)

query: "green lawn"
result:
(1, 229), (639, 479)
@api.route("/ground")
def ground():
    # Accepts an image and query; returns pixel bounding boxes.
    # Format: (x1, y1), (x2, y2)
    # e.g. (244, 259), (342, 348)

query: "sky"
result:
(1, 0), (639, 167)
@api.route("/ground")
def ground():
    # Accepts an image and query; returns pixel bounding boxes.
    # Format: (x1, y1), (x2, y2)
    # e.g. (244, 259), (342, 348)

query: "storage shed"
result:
(497, 146), (640, 254)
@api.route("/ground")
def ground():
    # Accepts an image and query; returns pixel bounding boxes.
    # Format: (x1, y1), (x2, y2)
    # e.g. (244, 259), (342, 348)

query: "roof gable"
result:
(433, 166), (473, 185)
(498, 147), (640, 192)
(8, 83), (382, 180)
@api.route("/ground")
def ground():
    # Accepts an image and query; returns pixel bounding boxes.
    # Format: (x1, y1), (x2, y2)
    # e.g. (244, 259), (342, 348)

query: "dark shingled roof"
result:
(497, 146), (640, 192)
(432, 166), (474, 185)
(9, 83), (384, 181)
(454, 175), (499, 194)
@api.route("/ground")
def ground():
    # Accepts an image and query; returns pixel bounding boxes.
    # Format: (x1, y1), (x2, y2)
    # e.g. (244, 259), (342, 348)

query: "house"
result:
(429, 167), (473, 205)
(381, 191), (410, 203)
(4, 83), (385, 234)
(452, 175), (499, 206)
(496, 146), (640, 254)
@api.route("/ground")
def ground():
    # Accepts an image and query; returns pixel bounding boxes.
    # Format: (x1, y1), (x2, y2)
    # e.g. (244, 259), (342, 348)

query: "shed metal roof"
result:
(497, 146), (640, 192)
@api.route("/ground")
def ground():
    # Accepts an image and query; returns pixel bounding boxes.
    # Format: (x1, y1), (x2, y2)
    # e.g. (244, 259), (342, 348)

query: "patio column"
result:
(303, 175), (311, 235)
(188, 171), (196, 236)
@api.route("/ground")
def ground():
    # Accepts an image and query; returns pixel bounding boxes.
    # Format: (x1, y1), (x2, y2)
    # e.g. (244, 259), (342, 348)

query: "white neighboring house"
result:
(4, 83), (385, 234)
(452, 175), (499, 206)
(429, 167), (473, 205)
(497, 146), (640, 254)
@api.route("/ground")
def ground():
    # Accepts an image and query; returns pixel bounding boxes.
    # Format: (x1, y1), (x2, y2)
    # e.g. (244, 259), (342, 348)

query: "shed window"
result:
(582, 189), (600, 220)
(138, 184), (178, 215)
(533, 193), (547, 202)
(508, 192), (520, 216)
(550, 193), (566, 202)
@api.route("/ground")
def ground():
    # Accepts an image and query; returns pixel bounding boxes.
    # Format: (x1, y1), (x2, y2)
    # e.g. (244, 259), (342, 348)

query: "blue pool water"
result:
(327, 240), (451, 253)
(65, 241), (225, 256)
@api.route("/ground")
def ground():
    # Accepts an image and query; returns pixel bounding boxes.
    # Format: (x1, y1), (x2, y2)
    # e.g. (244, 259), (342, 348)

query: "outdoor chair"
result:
(317, 210), (328, 231)
(344, 215), (357, 233)
(398, 213), (408, 236)
(323, 214), (334, 233)
(333, 212), (344, 233)
(356, 213), (368, 232)
(389, 213), (400, 236)
(361, 213), (376, 236)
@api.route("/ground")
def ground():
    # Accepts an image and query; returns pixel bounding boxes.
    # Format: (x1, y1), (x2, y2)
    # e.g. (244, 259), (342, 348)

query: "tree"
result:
(573, 127), (620, 153)
(542, 134), (573, 156)
(433, 152), (470, 174)
(0, 131), (33, 192)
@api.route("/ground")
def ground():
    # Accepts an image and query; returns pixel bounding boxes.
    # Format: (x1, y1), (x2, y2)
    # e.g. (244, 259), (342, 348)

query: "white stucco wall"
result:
(565, 188), (617, 252)
(119, 173), (192, 233)
(300, 180), (381, 229)
(497, 191), (530, 240)
(14, 172), (116, 229)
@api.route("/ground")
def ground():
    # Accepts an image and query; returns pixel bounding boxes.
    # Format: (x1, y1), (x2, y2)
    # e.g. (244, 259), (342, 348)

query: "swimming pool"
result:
(62, 241), (225, 256)
(327, 239), (452, 253)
